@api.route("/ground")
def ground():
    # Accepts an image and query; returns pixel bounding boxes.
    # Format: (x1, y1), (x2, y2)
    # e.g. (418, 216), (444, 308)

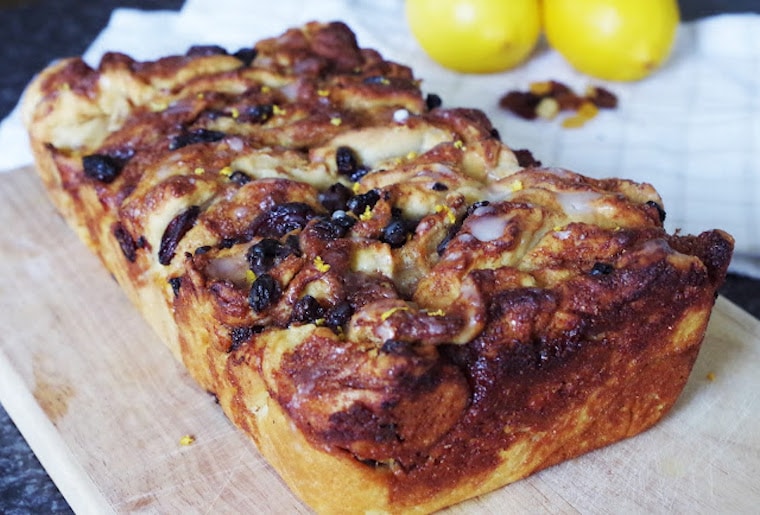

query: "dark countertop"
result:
(1, 1), (759, 513)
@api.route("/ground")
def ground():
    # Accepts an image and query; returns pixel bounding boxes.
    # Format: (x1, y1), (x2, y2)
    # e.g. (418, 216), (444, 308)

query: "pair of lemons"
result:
(406, 0), (680, 81)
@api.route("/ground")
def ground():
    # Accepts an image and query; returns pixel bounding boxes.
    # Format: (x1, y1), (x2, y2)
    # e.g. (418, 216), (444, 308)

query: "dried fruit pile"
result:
(499, 80), (618, 128)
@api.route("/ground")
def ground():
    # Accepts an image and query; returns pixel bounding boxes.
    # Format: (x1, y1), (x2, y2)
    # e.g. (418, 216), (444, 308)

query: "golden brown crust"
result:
(22, 21), (733, 514)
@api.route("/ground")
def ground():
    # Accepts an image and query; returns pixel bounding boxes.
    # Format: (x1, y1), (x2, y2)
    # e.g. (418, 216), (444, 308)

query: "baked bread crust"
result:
(22, 22), (733, 514)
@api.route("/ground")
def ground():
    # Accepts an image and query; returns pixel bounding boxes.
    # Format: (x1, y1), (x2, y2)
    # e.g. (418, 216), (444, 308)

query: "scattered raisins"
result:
(232, 47), (257, 67)
(513, 149), (542, 168)
(248, 273), (281, 312)
(246, 238), (293, 275)
(356, 458), (385, 468)
(436, 224), (459, 256)
(186, 44), (228, 57)
(324, 301), (354, 329)
(587, 86), (618, 109)
(168, 277), (182, 296)
(248, 202), (316, 239)
(381, 218), (411, 248)
(554, 91), (584, 112)
(158, 205), (200, 265)
(113, 223), (137, 262)
(437, 201), (489, 255)
(590, 262), (614, 276)
(499, 91), (542, 120)
(169, 128), (226, 150)
(311, 217), (350, 240)
(349, 166), (371, 183)
(284, 234), (302, 256)
(195, 245), (212, 255)
(431, 182), (448, 191)
(465, 200), (490, 216)
(363, 76), (389, 85)
(544, 80), (574, 97)
(381, 339), (410, 355)
(334, 211), (357, 229)
(82, 154), (124, 183)
(229, 325), (255, 351)
(241, 104), (273, 124)
(336, 146), (360, 177)
(425, 93), (442, 110)
(218, 237), (240, 249)
(646, 200), (667, 223)
(291, 295), (325, 324)
(319, 182), (353, 212)
(346, 189), (380, 217)
(202, 109), (226, 121)
(229, 170), (251, 185)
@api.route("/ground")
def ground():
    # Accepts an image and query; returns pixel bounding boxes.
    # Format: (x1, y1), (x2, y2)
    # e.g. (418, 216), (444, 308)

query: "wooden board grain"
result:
(1, 166), (759, 514)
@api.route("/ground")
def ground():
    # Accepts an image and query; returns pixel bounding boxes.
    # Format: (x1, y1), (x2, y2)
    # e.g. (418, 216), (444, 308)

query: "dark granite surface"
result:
(1, 1), (758, 513)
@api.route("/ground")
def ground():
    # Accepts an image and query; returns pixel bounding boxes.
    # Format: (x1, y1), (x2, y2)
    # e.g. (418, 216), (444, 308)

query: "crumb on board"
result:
(179, 434), (196, 446)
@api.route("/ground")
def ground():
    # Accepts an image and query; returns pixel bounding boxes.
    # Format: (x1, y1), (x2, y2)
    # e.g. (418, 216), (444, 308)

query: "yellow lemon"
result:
(405, 0), (541, 73)
(542, 0), (680, 81)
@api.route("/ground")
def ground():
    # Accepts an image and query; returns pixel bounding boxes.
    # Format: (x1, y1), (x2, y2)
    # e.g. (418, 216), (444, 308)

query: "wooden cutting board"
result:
(1, 167), (758, 514)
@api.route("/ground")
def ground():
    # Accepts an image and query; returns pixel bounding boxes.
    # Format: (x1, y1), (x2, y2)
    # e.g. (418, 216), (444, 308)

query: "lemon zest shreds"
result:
(352, 182), (361, 194)
(230, 107), (240, 119)
(330, 117), (342, 126)
(219, 166), (233, 177)
(245, 270), (257, 284)
(261, 85), (271, 93)
(381, 306), (410, 321)
(179, 434), (195, 446)
(359, 205), (373, 221)
(511, 179), (524, 192)
(453, 140), (466, 150)
(427, 309), (446, 317)
(314, 256), (331, 273)
(273, 105), (287, 116)
(435, 204), (457, 224)
(193, 167), (205, 175)
(317, 89), (330, 97)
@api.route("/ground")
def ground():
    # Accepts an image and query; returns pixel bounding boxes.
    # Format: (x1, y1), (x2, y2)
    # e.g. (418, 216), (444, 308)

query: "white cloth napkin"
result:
(1, 0), (758, 276)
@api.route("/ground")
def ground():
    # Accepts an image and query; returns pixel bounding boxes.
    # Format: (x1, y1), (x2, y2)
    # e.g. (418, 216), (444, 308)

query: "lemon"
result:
(542, 0), (680, 81)
(405, 0), (541, 73)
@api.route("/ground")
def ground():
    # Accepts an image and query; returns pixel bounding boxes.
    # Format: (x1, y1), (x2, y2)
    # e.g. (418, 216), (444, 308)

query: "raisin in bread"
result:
(21, 21), (733, 514)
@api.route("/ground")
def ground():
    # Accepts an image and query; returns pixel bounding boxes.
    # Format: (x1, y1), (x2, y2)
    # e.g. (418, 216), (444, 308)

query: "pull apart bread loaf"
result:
(22, 21), (733, 514)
